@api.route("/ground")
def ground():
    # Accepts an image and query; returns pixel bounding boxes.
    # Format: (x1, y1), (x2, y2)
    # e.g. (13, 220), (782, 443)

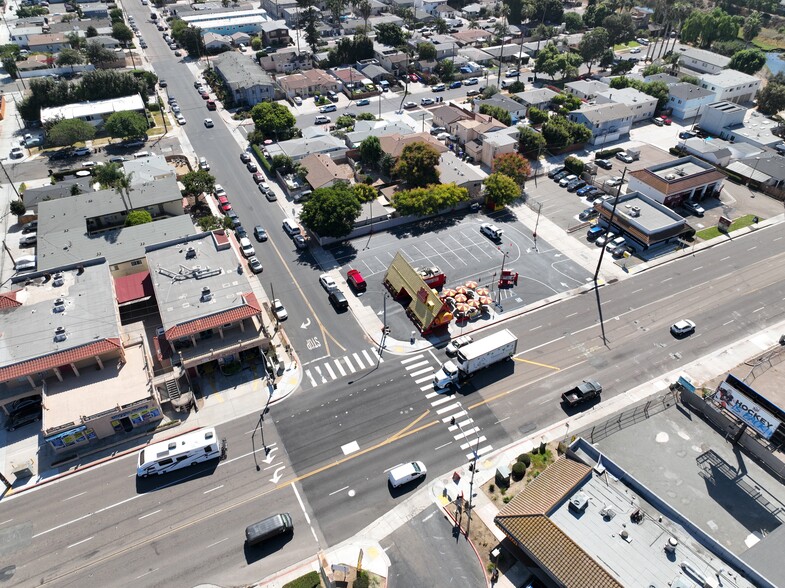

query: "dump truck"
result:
(562, 380), (602, 407)
(433, 329), (518, 389)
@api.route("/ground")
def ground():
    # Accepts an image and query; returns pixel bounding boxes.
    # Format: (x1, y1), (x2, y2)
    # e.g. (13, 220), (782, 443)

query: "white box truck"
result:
(433, 329), (518, 389)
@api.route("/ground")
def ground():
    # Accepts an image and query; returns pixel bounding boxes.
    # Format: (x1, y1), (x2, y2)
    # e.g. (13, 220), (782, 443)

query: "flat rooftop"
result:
(0, 265), (119, 374)
(43, 340), (151, 432)
(651, 160), (707, 181)
(147, 232), (255, 333)
(602, 192), (685, 233)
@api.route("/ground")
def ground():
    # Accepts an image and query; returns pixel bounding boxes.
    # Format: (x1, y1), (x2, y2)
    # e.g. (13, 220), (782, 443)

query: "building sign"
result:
(714, 380), (781, 439)
(717, 215), (732, 233)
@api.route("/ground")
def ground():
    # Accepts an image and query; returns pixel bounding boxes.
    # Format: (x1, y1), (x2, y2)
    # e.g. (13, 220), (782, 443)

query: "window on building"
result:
(131, 260), (143, 266)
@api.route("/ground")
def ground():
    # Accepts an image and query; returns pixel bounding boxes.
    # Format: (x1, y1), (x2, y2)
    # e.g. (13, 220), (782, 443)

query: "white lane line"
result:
(203, 485), (224, 494)
(662, 277), (673, 283)
(720, 256), (731, 261)
(63, 492), (87, 502)
(361, 349), (374, 365)
(415, 374), (434, 384)
(754, 307), (765, 313)
(529, 325), (542, 331)
(495, 416), (510, 425)
(516, 336), (566, 356)
(343, 356), (356, 373)
(333, 360), (347, 377)
(434, 441), (453, 451)
(400, 354), (425, 364)
(436, 402), (462, 415)
(67, 536), (94, 549)
(565, 312), (578, 318)
(135, 568), (159, 580)
(352, 352), (365, 369)
(0, 519), (13, 526)
(324, 362), (337, 380)
(723, 319), (734, 326)
(302, 354), (330, 366)
(774, 237), (783, 242)
(748, 246), (757, 251)
(139, 509), (162, 520)
(631, 289), (643, 294)
(410, 367), (433, 377)
(430, 395), (456, 407)
(442, 410), (467, 422)
(692, 266), (703, 272)
(405, 360), (430, 371)
(206, 538), (229, 549)
(35, 494), (143, 538)
(291, 483), (312, 525)
(329, 485), (350, 496)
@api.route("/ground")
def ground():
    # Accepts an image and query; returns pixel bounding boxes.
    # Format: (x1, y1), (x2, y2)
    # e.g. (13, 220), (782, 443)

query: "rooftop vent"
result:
(185, 247), (196, 259)
(201, 286), (212, 302)
(569, 492), (590, 513)
(53, 298), (65, 313)
(630, 206), (641, 217)
(665, 173), (677, 180)
(53, 273), (65, 287)
(664, 536), (679, 553)
(54, 326), (67, 342)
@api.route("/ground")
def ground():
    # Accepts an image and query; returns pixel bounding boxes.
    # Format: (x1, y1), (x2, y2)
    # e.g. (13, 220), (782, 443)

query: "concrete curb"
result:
(441, 502), (491, 588)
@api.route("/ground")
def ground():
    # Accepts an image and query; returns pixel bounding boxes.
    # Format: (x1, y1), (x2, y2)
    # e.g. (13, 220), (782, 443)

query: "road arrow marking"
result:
(301, 317), (311, 329)
(270, 466), (285, 484)
(262, 448), (278, 464)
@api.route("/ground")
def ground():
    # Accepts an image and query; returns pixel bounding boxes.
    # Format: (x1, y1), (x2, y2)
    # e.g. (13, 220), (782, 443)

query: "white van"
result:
(239, 237), (256, 258)
(388, 461), (427, 488)
(282, 218), (301, 237)
(480, 223), (503, 241)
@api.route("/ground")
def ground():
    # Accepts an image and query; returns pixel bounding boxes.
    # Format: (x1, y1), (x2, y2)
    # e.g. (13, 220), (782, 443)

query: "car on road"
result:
(199, 157), (209, 170)
(176, 115), (187, 125)
(319, 273), (337, 291)
(432, 83), (446, 92)
(682, 200), (705, 217)
(10, 147), (24, 159)
(204, 118), (214, 127)
(174, 49), (182, 57)
(464, 77), (479, 86)
(637, 37), (649, 45)
(579, 208), (599, 221)
(404, 101), (417, 109)
(248, 256), (263, 274)
(421, 97), (435, 105)
(319, 104), (337, 113)
(559, 174), (577, 187)
(446, 335), (473, 356)
(108, 156), (127, 163)
(356, 98), (370, 106)
(315, 115), (330, 124)
(246, 161), (258, 172)
(240, 152), (252, 164)
(260, 184), (277, 201)
(595, 159), (612, 170)
(671, 319), (696, 337)
(616, 151), (634, 163)
(449, 80), (462, 89)
(206, 100), (216, 110)
(629, 46), (641, 54)
(272, 299), (288, 321)
(214, 184), (227, 197)
(217, 195), (232, 213)
(235, 225), (247, 239)
(72, 147), (91, 156)
(466, 89), (480, 96)
(293, 234), (308, 250)
(159, 80), (167, 89)
(253, 226), (267, 242)
(5, 404), (42, 432)
(172, 103), (181, 114)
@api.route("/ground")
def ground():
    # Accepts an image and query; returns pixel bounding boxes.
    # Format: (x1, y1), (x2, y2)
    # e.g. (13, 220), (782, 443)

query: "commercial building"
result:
(627, 156), (725, 208)
(212, 52), (275, 106)
(40, 95), (146, 129)
(699, 102), (784, 151)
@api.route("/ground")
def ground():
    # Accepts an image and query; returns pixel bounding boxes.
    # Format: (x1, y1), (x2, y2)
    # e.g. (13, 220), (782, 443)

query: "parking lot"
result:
(327, 211), (592, 338)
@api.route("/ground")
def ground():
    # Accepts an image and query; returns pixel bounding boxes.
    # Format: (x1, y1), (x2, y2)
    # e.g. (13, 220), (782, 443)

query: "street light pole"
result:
(496, 249), (509, 304)
(465, 427), (482, 539)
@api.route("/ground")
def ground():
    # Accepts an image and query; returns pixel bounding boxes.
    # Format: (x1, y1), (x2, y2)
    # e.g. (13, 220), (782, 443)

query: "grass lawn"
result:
(614, 40), (640, 51)
(696, 214), (760, 241)
(750, 27), (785, 51)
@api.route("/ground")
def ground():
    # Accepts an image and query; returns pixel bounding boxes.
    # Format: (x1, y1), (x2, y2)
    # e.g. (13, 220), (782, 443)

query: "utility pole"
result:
(593, 166), (627, 283)
(0, 159), (20, 198)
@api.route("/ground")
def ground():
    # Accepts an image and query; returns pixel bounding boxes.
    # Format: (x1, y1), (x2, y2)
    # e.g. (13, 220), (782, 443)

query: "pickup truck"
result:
(562, 380), (602, 407)
(346, 269), (367, 293)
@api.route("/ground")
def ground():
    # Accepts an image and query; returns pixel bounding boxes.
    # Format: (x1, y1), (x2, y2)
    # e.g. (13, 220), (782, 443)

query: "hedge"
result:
(595, 147), (624, 159)
(251, 143), (272, 173)
(282, 571), (321, 588)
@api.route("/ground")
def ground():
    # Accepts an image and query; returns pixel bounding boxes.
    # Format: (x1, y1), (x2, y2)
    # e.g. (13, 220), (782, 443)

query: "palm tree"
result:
(468, 17), (479, 30)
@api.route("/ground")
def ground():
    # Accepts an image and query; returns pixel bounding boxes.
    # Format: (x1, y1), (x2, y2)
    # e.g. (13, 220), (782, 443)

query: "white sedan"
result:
(273, 299), (288, 321)
(204, 118), (214, 128)
(176, 114), (186, 125)
(670, 320), (696, 337)
(319, 273), (337, 291)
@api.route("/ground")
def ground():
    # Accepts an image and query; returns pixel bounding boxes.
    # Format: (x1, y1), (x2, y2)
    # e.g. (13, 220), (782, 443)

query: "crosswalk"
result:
(302, 347), (384, 388)
(401, 354), (494, 462)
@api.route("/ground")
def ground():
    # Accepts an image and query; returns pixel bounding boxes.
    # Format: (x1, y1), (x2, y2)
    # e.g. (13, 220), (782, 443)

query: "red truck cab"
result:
(346, 269), (367, 292)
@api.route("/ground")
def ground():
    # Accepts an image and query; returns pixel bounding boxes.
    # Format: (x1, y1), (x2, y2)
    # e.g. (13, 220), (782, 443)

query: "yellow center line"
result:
(513, 357), (561, 370)
(386, 409), (431, 442)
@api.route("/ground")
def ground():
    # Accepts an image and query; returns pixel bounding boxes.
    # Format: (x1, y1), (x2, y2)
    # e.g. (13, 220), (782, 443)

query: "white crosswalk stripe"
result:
(405, 360), (430, 371)
(362, 349), (375, 365)
(370, 348), (384, 363)
(352, 352), (365, 369)
(454, 426), (479, 440)
(442, 410), (467, 422)
(420, 384), (433, 391)
(415, 374), (434, 384)
(314, 366), (327, 384)
(424, 391), (440, 399)
(461, 436), (486, 450)
(400, 354), (425, 364)
(334, 360), (346, 377)
(324, 363), (336, 380)
(409, 367), (432, 377)
(302, 348), (386, 387)
(430, 395), (456, 407)
(466, 445), (494, 461)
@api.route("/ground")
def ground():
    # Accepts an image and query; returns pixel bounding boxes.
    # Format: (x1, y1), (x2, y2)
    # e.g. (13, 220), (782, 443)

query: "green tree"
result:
(56, 48), (84, 71)
(125, 210), (152, 226)
(492, 152), (531, 186)
(375, 22), (407, 47)
(86, 26), (98, 38)
(479, 104), (512, 126)
(519, 126), (546, 155)
(111, 22), (133, 45)
(250, 102), (297, 140)
(47, 119), (96, 146)
(602, 13), (634, 45)
(251, 37), (262, 51)
(357, 112), (376, 121)
(484, 172), (520, 207)
(680, 8), (739, 49)
(642, 64), (665, 76)
(297, 0), (320, 53)
(507, 80), (525, 93)
(742, 11), (762, 46)
(357, 0), (372, 35)
(327, 36), (374, 66)
(481, 85), (499, 99)
(300, 182), (362, 238)
(271, 154), (296, 173)
(728, 48), (766, 75)
(434, 18), (449, 34)
(757, 72), (785, 115)
(579, 27), (609, 75)
(680, 75), (700, 85)
(181, 170), (217, 195)
(2, 56), (18, 79)
(176, 26), (206, 57)
(353, 183), (377, 202)
(197, 215), (222, 232)
(359, 135), (382, 167)
(93, 162), (125, 189)
(105, 110), (149, 140)
(109, 8), (124, 22)
(610, 59), (635, 75)
(325, 0), (346, 27)
(417, 42), (437, 61)
(392, 183), (469, 216)
(436, 59), (455, 82)
(564, 12), (583, 32)
(335, 114), (355, 129)
(527, 106), (549, 125)
(85, 41), (116, 67)
(535, 43), (562, 79)
(392, 142), (441, 188)
(10, 199), (26, 217)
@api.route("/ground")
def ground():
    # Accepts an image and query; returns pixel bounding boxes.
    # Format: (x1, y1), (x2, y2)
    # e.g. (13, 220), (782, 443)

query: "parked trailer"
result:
(433, 329), (518, 388)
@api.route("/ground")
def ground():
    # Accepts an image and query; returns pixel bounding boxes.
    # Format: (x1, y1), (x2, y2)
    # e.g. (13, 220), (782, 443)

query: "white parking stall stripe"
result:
(324, 363), (337, 380)
(461, 436), (486, 450)
(352, 352), (365, 369)
(400, 354), (425, 364)
(430, 395), (456, 407)
(442, 410), (467, 422)
(405, 360), (430, 371)
(454, 427), (479, 440)
(409, 367), (433, 377)
(436, 402), (462, 415)
(305, 370), (317, 387)
(342, 356), (356, 373)
(362, 349), (374, 365)
(415, 375), (434, 384)
(420, 384), (433, 391)
(334, 360), (347, 377)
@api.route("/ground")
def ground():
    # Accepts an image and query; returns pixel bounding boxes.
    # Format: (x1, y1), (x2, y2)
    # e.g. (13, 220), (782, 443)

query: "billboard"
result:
(714, 380), (782, 439)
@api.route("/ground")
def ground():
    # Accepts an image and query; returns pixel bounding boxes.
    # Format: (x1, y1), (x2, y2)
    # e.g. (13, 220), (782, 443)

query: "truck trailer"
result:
(433, 329), (518, 389)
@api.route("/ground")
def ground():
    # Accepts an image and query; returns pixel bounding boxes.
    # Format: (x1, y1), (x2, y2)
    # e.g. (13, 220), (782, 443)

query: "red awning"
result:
(114, 271), (154, 305)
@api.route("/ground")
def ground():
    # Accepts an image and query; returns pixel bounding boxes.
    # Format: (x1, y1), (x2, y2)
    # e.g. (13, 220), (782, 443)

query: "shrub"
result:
(489, 484), (495, 493)
(353, 570), (370, 588)
(511, 461), (526, 480)
(595, 146), (624, 159)
(282, 571), (321, 588)
(503, 496), (512, 503)
(564, 155), (584, 175)
(517, 453), (531, 467)
(538, 441), (547, 454)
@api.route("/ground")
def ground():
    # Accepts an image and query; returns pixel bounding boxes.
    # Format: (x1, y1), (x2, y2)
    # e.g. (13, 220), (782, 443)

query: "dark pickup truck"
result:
(562, 380), (602, 407)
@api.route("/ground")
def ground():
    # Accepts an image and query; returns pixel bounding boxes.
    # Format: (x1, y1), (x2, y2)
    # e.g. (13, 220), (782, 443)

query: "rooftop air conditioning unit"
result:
(186, 247), (196, 259)
(54, 326), (67, 342)
(53, 298), (65, 312)
(569, 492), (590, 513)
(201, 286), (212, 302)
(666, 173), (677, 180)
(630, 206), (641, 217)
